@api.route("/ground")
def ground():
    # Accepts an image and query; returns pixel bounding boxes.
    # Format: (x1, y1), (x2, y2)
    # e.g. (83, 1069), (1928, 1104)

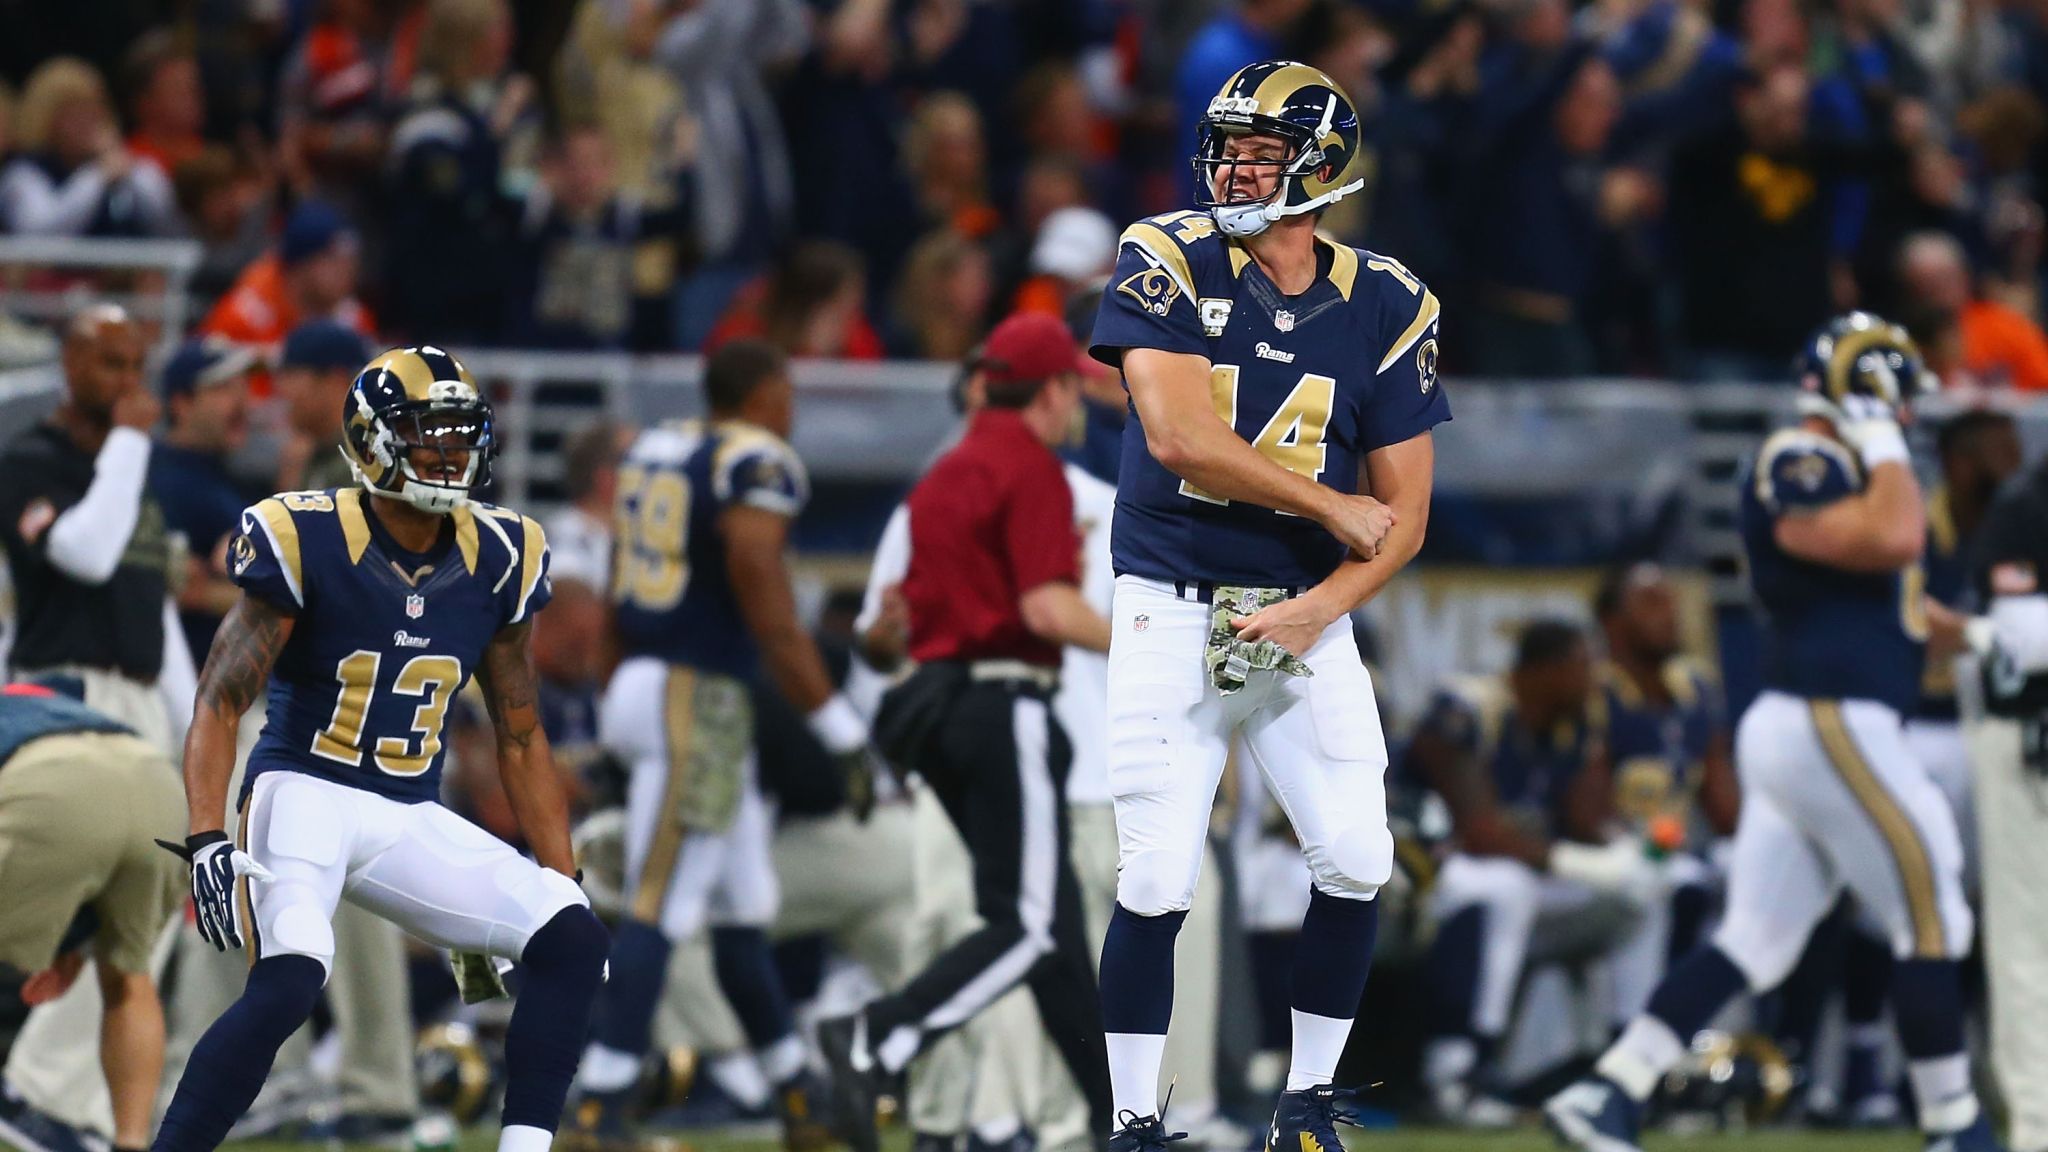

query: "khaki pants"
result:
(1969, 716), (2048, 1152)
(772, 805), (916, 986)
(0, 729), (185, 1137)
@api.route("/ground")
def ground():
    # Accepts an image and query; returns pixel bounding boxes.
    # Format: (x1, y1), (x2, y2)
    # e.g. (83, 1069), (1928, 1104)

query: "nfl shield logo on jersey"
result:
(406, 594), (425, 619)
(1274, 309), (1295, 332)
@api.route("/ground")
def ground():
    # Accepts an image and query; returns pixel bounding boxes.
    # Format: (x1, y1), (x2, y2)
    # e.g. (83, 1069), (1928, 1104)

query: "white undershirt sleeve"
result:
(159, 597), (196, 750)
(44, 428), (152, 585)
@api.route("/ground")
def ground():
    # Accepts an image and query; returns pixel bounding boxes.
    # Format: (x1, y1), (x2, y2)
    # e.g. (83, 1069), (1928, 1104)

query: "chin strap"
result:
(1211, 177), (1367, 238)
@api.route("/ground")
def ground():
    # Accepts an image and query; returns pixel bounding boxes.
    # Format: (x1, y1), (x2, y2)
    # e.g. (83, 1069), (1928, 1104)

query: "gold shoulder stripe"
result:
(1119, 221), (1195, 302)
(1226, 242), (1251, 279)
(1377, 288), (1441, 374)
(250, 498), (304, 606)
(515, 516), (547, 622)
(335, 489), (371, 564)
(1323, 239), (1358, 300)
(451, 505), (480, 575)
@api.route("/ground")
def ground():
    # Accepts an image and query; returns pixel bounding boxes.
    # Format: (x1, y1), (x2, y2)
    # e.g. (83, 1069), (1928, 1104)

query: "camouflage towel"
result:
(1206, 585), (1314, 695)
(451, 950), (511, 1004)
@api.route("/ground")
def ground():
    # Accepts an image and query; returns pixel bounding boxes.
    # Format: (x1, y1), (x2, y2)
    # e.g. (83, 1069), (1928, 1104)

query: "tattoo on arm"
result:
(479, 618), (540, 750)
(196, 597), (292, 717)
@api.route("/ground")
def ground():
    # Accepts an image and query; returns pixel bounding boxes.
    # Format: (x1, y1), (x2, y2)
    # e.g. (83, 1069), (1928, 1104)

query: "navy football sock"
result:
(713, 926), (798, 1050)
(503, 906), (611, 1132)
(1424, 905), (1485, 1042)
(590, 917), (672, 1058)
(1890, 958), (1966, 1061)
(1646, 944), (1748, 1039)
(153, 955), (324, 1152)
(1288, 889), (1377, 1089)
(1101, 904), (1185, 1120)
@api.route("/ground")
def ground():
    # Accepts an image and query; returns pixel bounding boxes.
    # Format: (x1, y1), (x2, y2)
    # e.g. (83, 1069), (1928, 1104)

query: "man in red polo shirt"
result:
(819, 313), (1113, 1152)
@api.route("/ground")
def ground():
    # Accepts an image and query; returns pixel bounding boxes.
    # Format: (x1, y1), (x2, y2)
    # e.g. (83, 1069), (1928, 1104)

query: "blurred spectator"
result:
(544, 419), (630, 597)
(382, 0), (530, 344)
(272, 320), (373, 492)
(1012, 205), (1116, 317)
(148, 340), (256, 666)
(1667, 63), (1894, 379)
(650, 0), (809, 349)
(1897, 229), (2048, 389)
(274, 0), (416, 218)
(904, 92), (1001, 240)
(0, 57), (178, 237)
(892, 229), (996, 361)
(553, 0), (689, 203)
(506, 126), (688, 350)
(120, 30), (207, 178)
(705, 240), (885, 359)
(170, 147), (274, 312)
(1465, 57), (1660, 377)
(1014, 61), (1128, 219)
(1176, 0), (1314, 179)
(200, 199), (378, 395)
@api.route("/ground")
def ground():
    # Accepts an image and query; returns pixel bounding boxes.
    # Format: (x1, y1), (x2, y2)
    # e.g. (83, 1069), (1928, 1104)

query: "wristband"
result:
(807, 694), (867, 756)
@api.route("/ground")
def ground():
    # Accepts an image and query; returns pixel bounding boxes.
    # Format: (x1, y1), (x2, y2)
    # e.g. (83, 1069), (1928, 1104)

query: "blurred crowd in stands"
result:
(9, 0), (2048, 385)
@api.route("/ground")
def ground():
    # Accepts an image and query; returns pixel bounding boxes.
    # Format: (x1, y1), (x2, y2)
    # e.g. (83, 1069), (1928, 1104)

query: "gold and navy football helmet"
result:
(1193, 60), (1364, 238)
(341, 345), (496, 515)
(1793, 311), (1937, 426)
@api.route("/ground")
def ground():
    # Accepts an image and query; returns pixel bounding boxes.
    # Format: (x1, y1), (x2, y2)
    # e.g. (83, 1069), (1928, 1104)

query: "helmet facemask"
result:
(1192, 100), (1362, 238)
(347, 381), (496, 515)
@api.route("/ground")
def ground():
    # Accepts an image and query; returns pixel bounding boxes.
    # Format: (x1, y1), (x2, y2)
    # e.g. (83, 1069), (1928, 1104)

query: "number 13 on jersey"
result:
(1180, 365), (1336, 505)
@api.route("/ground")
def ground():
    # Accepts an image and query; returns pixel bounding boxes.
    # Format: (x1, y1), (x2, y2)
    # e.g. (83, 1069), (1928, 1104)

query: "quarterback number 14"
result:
(312, 651), (463, 777)
(1179, 365), (1336, 505)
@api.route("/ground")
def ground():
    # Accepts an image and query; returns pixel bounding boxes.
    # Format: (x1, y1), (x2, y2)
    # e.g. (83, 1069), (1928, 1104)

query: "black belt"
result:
(1170, 580), (1311, 604)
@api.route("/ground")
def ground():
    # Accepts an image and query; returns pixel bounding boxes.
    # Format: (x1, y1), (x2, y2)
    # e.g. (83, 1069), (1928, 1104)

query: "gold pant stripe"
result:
(633, 666), (696, 924)
(237, 802), (259, 969)
(1810, 700), (1945, 958)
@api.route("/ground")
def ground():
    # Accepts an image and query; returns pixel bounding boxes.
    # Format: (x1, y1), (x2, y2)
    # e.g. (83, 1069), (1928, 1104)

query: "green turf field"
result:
(224, 1128), (1924, 1152)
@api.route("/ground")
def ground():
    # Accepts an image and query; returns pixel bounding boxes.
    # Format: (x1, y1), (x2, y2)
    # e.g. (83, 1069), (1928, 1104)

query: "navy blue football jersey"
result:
(1738, 429), (1926, 714)
(612, 420), (808, 679)
(1595, 659), (1723, 829)
(233, 489), (552, 803)
(1088, 210), (1451, 586)
(1411, 675), (1594, 840)
(1917, 485), (1968, 719)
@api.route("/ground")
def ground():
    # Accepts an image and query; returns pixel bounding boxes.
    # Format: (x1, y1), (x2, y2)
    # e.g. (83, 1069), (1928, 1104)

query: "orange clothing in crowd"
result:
(1010, 274), (1068, 318)
(127, 132), (206, 177)
(702, 281), (886, 360)
(200, 254), (378, 395)
(1961, 299), (2048, 392)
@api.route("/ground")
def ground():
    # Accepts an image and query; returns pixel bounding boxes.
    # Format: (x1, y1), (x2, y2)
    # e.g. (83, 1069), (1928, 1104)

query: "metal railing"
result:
(0, 237), (203, 362)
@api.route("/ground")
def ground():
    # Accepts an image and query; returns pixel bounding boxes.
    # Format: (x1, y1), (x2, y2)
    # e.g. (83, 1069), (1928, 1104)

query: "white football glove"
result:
(1832, 394), (1910, 468)
(157, 831), (274, 952)
(1549, 837), (1660, 904)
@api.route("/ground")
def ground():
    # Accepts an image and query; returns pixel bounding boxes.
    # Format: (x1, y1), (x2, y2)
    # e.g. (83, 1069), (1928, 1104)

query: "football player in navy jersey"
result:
(1086, 60), (1449, 1152)
(151, 347), (610, 1152)
(1546, 314), (2003, 1152)
(567, 340), (869, 1151)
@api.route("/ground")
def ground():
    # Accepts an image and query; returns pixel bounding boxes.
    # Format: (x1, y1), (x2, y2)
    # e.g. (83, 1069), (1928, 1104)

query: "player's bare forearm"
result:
(1780, 461), (1925, 571)
(183, 595), (293, 835)
(1561, 746), (1615, 842)
(1125, 349), (1343, 521)
(1701, 731), (1740, 837)
(1412, 731), (1550, 867)
(480, 619), (576, 876)
(1304, 434), (1435, 613)
(725, 505), (837, 711)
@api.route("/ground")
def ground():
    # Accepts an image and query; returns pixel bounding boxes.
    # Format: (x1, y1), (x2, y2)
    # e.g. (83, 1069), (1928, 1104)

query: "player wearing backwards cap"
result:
(1086, 58), (1449, 1152)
